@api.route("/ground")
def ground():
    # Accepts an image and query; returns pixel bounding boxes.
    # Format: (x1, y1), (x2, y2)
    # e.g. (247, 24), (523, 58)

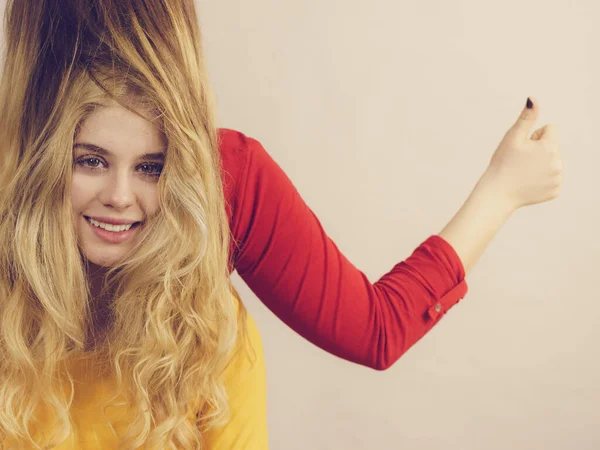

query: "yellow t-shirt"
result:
(1, 306), (268, 449)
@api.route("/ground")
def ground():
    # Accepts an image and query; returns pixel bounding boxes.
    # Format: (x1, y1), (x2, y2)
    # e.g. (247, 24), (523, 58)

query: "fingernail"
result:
(526, 97), (533, 109)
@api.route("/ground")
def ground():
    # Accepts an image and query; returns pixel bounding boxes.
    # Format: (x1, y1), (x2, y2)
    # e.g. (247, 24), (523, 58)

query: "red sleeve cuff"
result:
(421, 235), (469, 320)
(426, 279), (469, 320)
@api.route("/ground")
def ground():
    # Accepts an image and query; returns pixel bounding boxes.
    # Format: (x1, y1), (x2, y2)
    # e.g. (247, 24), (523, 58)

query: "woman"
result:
(0, 1), (267, 448)
(0, 0), (563, 448)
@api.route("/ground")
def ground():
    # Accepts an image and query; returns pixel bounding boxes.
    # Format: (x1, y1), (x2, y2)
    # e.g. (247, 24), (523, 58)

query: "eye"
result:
(76, 157), (105, 170)
(139, 163), (163, 177)
(75, 157), (163, 178)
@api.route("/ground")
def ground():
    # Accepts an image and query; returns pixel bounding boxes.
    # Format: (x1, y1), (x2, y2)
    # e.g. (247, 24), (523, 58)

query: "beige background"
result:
(2, 1), (599, 449)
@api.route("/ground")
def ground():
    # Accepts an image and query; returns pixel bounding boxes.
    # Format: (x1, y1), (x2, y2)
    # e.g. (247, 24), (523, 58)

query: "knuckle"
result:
(550, 185), (561, 199)
(554, 175), (563, 188)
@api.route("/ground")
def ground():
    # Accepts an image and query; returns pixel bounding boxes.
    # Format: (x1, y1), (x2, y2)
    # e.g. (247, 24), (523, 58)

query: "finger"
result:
(507, 96), (539, 142)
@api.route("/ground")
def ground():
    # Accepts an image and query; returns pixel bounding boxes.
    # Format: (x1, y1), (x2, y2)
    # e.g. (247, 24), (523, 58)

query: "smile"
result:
(84, 216), (142, 244)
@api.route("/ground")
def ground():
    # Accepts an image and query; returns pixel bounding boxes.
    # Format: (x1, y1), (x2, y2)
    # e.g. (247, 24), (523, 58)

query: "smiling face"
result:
(72, 98), (166, 268)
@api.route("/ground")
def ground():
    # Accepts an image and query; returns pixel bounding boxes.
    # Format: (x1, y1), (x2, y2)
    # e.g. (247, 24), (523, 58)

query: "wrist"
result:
(475, 170), (519, 217)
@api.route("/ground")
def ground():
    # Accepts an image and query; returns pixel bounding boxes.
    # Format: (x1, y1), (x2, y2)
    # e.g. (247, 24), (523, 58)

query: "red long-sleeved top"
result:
(219, 128), (469, 370)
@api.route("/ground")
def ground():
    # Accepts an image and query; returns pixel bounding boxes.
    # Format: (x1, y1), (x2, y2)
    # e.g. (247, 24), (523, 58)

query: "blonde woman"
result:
(0, 0), (563, 449)
(0, 1), (266, 449)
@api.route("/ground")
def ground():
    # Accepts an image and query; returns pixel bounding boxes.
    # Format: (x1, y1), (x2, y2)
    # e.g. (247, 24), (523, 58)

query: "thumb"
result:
(507, 96), (539, 142)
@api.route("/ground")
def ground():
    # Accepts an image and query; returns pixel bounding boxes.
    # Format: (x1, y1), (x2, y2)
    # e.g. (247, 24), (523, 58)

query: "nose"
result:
(99, 169), (135, 209)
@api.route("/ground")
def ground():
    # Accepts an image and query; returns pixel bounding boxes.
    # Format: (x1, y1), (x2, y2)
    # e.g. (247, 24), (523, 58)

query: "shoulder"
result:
(217, 127), (270, 169)
(217, 127), (253, 164)
(217, 128), (269, 230)
(217, 128), (252, 208)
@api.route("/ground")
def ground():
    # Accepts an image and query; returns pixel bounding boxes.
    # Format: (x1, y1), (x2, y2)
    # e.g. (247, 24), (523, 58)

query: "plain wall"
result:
(2, 1), (599, 449)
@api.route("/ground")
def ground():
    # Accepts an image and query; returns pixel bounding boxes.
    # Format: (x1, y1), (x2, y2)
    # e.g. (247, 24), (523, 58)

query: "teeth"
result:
(88, 217), (133, 232)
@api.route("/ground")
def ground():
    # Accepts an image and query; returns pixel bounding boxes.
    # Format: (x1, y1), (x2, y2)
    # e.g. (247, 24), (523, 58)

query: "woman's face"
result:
(71, 99), (166, 268)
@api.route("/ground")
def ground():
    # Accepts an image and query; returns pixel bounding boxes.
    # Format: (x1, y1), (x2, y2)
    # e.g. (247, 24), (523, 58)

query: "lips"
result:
(84, 215), (141, 244)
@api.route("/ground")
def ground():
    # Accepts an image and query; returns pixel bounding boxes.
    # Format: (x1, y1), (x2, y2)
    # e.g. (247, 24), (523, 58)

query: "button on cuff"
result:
(427, 279), (468, 320)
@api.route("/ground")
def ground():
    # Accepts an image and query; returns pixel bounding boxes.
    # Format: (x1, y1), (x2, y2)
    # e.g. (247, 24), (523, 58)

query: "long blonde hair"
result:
(0, 1), (247, 448)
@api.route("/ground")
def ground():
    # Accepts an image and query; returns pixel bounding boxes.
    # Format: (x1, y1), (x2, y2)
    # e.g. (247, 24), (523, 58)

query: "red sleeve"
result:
(218, 128), (469, 370)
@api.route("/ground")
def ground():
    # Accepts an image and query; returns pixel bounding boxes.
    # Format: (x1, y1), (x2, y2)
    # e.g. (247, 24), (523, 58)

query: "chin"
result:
(81, 248), (120, 268)
(83, 255), (113, 268)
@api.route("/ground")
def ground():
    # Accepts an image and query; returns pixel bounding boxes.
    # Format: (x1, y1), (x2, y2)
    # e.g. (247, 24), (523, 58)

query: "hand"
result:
(483, 97), (563, 211)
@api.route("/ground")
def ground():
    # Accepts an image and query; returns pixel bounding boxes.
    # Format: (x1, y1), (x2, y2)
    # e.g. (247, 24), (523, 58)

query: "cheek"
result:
(141, 185), (160, 215)
(71, 175), (92, 214)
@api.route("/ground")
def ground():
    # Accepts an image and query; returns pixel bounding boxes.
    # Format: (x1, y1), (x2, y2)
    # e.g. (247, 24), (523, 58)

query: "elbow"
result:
(370, 349), (404, 371)
(371, 358), (396, 371)
(368, 324), (407, 371)
(369, 326), (414, 370)
(372, 361), (394, 371)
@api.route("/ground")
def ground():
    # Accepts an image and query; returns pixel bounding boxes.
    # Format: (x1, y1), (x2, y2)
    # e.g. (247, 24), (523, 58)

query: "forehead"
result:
(75, 101), (166, 155)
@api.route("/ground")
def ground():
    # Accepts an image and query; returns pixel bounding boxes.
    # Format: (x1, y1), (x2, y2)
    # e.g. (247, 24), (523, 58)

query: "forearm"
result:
(438, 172), (516, 277)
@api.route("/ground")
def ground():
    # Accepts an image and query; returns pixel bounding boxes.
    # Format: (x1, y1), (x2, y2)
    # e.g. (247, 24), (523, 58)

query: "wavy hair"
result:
(0, 1), (247, 448)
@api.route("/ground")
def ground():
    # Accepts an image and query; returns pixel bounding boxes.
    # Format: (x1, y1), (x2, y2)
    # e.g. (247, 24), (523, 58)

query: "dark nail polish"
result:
(526, 97), (533, 109)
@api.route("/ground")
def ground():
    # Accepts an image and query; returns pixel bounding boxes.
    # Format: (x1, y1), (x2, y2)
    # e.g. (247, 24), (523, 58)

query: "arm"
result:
(222, 98), (560, 372)
(223, 129), (468, 370)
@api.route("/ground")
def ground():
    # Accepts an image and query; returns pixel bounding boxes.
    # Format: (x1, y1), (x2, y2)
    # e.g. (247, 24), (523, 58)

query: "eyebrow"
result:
(73, 143), (166, 161)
